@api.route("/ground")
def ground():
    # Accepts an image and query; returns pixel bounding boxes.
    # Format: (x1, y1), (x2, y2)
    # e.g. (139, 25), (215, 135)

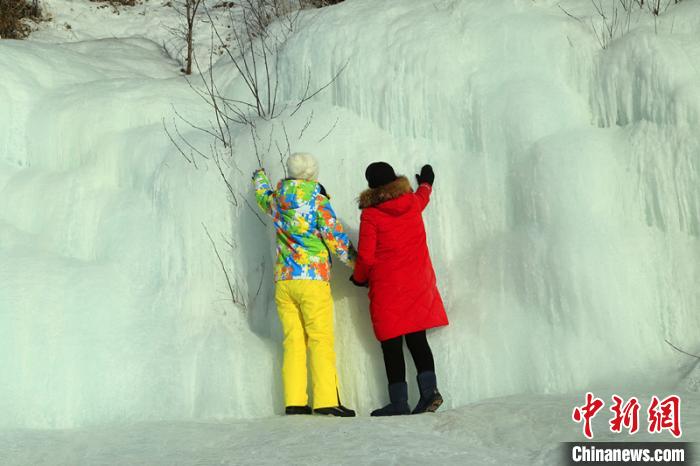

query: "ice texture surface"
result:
(0, 0), (699, 430)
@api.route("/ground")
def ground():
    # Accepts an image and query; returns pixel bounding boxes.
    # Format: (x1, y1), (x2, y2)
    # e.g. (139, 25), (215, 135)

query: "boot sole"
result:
(313, 409), (356, 417)
(371, 409), (410, 417)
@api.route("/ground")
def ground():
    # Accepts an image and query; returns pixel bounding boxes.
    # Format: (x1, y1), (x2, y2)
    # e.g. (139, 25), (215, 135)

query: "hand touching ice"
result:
(415, 164), (434, 186)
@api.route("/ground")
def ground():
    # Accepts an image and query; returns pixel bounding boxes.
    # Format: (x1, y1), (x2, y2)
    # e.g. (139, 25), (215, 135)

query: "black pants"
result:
(380, 330), (435, 384)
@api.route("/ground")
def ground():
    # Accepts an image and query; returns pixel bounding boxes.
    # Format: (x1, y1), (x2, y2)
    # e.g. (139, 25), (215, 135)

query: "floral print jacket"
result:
(253, 169), (356, 282)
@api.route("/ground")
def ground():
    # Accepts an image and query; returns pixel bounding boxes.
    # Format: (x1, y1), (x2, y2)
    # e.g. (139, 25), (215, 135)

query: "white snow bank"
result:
(30, 0), (237, 72)
(0, 0), (699, 429)
(1, 391), (696, 466)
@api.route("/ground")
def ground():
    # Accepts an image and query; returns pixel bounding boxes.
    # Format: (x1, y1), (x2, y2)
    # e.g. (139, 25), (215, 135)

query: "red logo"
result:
(648, 395), (682, 438)
(572, 393), (682, 439)
(609, 395), (640, 434)
(572, 392), (605, 439)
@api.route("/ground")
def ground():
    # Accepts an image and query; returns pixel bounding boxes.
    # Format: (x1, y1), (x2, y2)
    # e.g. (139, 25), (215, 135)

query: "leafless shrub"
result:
(300, 0), (344, 7)
(239, 0), (345, 35)
(646, 0), (661, 13)
(89, 0), (139, 16)
(164, 0), (346, 244)
(0, 0), (40, 39)
(239, 0), (298, 37)
(161, 0), (342, 316)
(166, 0), (347, 166)
(637, 0), (677, 33)
(562, 0), (681, 50)
(90, 0), (137, 7)
(203, 223), (247, 311)
(624, 0), (682, 13)
(166, 0), (204, 75)
(589, 0), (634, 49)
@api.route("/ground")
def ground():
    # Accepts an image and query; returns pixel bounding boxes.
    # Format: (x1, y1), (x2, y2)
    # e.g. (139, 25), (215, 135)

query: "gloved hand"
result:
(415, 164), (434, 186)
(349, 275), (369, 288)
(252, 167), (265, 179)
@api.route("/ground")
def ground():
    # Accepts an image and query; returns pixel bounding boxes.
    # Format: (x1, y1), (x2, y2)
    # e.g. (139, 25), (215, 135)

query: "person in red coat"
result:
(350, 162), (449, 416)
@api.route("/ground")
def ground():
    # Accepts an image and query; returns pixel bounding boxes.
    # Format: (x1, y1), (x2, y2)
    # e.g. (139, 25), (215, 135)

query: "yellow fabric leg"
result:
(275, 282), (308, 407)
(275, 280), (339, 409)
(294, 281), (338, 409)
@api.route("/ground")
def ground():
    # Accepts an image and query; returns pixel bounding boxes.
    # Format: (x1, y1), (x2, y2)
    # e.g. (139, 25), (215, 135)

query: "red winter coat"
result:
(352, 176), (448, 342)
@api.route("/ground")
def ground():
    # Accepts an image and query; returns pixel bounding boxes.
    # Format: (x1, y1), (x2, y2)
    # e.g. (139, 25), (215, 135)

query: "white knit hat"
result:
(287, 152), (319, 180)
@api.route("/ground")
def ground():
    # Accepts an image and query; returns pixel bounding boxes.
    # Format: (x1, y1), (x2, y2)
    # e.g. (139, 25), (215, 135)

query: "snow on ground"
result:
(30, 0), (238, 72)
(1, 391), (697, 466)
(1, 0), (700, 452)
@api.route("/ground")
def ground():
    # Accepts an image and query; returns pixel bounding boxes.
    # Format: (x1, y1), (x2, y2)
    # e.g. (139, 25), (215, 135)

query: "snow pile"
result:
(1, 0), (699, 429)
(1, 391), (697, 465)
(0, 37), (277, 428)
(30, 0), (235, 72)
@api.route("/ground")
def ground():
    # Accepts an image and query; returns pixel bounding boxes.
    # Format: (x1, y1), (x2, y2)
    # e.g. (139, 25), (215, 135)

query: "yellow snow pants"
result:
(275, 280), (338, 409)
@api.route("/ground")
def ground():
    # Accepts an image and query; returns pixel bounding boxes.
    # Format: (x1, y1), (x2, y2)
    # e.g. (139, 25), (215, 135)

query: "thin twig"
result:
(203, 223), (245, 310)
(163, 117), (195, 165)
(242, 193), (267, 226)
(299, 109), (313, 140)
(250, 123), (264, 167)
(318, 116), (339, 143)
(558, 4), (584, 24)
(290, 58), (350, 117)
(665, 339), (700, 360)
(254, 260), (265, 301)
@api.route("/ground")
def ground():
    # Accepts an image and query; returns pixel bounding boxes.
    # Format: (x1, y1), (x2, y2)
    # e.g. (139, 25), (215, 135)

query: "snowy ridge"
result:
(1, 391), (698, 465)
(0, 0), (699, 430)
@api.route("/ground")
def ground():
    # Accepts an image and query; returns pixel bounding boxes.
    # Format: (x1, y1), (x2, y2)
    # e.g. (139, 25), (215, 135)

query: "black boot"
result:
(313, 405), (356, 417)
(412, 371), (443, 414)
(371, 382), (411, 417)
(285, 405), (312, 415)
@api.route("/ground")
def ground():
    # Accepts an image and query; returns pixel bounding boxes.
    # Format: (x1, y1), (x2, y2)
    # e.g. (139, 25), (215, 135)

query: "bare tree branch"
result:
(242, 193), (268, 226)
(290, 58), (349, 116)
(298, 109), (313, 140)
(203, 223), (246, 310)
(666, 339), (700, 360)
(318, 115), (339, 143)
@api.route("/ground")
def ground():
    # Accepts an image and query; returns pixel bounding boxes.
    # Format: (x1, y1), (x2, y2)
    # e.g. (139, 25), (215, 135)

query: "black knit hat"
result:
(365, 161), (397, 189)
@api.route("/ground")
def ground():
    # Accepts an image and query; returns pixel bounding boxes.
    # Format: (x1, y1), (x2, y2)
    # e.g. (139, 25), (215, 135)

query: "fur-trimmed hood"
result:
(358, 176), (413, 209)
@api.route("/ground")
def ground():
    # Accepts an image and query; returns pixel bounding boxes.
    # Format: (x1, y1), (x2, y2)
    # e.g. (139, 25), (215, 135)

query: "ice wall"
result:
(1, 0), (699, 428)
(267, 0), (700, 402)
(0, 39), (279, 428)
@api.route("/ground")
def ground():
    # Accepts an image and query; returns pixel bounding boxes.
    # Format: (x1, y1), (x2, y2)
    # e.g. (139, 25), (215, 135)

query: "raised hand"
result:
(415, 164), (434, 186)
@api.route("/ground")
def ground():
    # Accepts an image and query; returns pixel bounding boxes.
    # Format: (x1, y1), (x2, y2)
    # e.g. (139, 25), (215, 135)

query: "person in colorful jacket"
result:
(253, 152), (357, 417)
(350, 162), (449, 416)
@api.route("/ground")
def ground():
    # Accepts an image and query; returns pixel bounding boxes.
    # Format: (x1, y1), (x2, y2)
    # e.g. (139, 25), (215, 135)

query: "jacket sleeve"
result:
(252, 169), (274, 216)
(415, 183), (433, 211)
(352, 210), (377, 284)
(316, 195), (357, 268)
